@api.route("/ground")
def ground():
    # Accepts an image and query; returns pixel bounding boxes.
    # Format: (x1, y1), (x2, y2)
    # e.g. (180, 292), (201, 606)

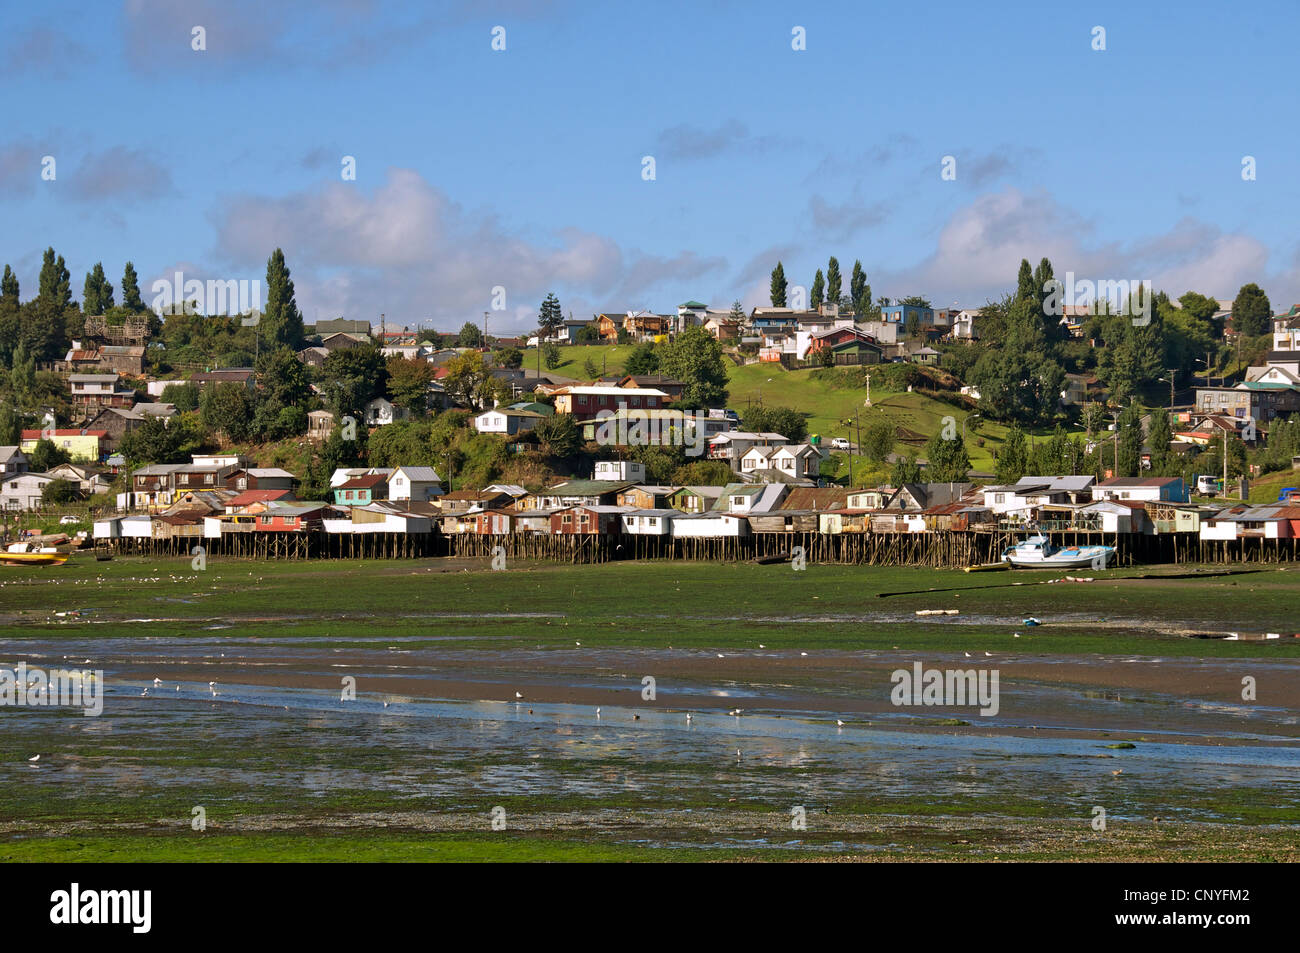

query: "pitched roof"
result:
(780, 487), (850, 510)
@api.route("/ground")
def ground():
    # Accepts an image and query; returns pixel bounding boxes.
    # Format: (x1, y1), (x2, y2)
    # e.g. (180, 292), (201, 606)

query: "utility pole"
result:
(1112, 411), (1120, 478)
(483, 311), (488, 349)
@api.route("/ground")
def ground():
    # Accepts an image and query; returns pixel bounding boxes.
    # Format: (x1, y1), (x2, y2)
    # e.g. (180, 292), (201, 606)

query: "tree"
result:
(1116, 402), (1144, 477)
(118, 414), (203, 465)
(0, 265), (20, 365)
(542, 342), (562, 369)
(160, 381), (200, 412)
(770, 262), (787, 307)
(995, 426), (1029, 483)
(924, 431), (971, 481)
(810, 269), (825, 310)
(27, 247), (73, 362)
(27, 438), (71, 472)
(537, 293), (563, 340)
(1231, 283), (1272, 337)
(201, 382), (255, 443)
(583, 357), (599, 379)
(82, 262), (114, 315)
(262, 248), (304, 348)
(1082, 401), (1107, 436)
(890, 454), (922, 485)
(742, 406), (807, 442)
(497, 346), (523, 369)
(861, 418), (895, 463)
(533, 412), (579, 457)
(729, 299), (745, 325)
(658, 328), (729, 408)
(1146, 408), (1172, 473)
(42, 479), (79, 505)
(671, 459), (734, 485)
(121, 262), (145, 312)
(826, 257), (842, 305)
(457, 322), (483, 348)
(850, 260), (870, 317)
(321, 342), (389, 419)
(624, 342), (660, 375)
(441, 351), (497, 411)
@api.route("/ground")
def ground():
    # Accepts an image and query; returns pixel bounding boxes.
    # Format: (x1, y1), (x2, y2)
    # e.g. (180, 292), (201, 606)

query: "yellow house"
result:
(21, 428), (106, 462)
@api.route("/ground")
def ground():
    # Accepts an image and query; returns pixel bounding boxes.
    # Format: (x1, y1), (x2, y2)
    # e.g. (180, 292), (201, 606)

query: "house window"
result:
(994, 494), (1005, 504)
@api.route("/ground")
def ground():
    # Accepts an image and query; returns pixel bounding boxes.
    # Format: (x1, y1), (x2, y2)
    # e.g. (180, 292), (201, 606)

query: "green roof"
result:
(679, 300), (708, 309)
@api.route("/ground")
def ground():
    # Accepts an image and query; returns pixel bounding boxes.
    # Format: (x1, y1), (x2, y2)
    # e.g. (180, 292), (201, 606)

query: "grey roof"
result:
(390, 466), (442, 482)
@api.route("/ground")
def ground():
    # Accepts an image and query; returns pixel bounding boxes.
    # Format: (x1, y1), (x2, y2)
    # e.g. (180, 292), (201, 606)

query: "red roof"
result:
(21, 429), (108, 439)
(338, 474), (386, 490)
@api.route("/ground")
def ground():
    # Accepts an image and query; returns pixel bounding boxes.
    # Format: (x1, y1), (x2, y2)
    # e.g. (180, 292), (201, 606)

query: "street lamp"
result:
(1157, 373), (1175, 409)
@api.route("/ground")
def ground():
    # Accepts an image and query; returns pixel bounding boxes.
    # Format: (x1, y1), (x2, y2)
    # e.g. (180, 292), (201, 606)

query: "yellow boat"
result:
(1, 543), (70, 566)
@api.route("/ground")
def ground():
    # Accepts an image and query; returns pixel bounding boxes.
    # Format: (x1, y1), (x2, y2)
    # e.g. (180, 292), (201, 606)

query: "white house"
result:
(621, 509), (677, 535)
(594, 460), (646, 482)
(707, 431), (789, 466)
(473, 408), (545, 436)
(1092, 477), (1188, 504)
(670, 512), (750, 538)
(715, 483), (788, 514)
(363, 397), (409, 427)
(982, 476), (1096, 515)
(388, 466), (443, 502)
(1, 472), (56, 510)
(0, 446), (28, 479)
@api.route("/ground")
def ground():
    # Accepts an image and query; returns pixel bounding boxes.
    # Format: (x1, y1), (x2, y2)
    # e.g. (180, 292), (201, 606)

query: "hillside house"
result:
(621, 509), (677, 535)
(387, 466), (442, 502)
(550, 504), (632, 535)
(1092, 476), (1189, 504)
(70, 374), (134, 418)
(473, 407), (545, 436)
(333, 474), (389, 506)
(552, 385), (669, 416)
(595, 460), (646, 482)
(20, 429), (107, 462)
(1, 472), (56, 510)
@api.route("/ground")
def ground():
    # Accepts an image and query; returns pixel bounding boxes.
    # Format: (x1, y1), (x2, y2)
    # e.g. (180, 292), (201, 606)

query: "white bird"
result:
(736, 748), (742, 761)
(28, 754), (40, 762)
(716, 653), (724, 658)
(574, 641), (581, 646)
(596, 707), (601, 716)
(152, 677), (161, 686)
(685, 713), (692, 723)
(836, 719), (845, 727)
(383, 701), (389, 708)
(800, 652), (808, 657)
(758, 644), (766, 649)
(984, 652), (993, 657)
(729, 708), (742, 716)
(964, 652), (972, 658)
(208, 681), (216, 688)
(515, 691), (524, 699)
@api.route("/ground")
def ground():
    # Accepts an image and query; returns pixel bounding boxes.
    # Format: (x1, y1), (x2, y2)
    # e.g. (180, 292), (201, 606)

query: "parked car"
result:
(58, 515), (80, 525)
(830, 437), (852, 451)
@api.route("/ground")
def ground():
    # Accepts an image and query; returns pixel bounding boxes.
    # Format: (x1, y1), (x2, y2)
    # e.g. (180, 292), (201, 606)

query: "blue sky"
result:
(2, 0), (1298, 332)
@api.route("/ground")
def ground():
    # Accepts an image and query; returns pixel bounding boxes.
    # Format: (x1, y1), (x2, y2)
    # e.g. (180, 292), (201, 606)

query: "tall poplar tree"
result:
(263, 248), (304, 348)
(769, 262), (787, 307)
(826, 257), (842, 305)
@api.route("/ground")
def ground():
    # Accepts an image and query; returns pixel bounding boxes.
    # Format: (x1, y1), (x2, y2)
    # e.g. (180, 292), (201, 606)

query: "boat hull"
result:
(0, 552), (69, 566)
(1005, 548), (1113, 569)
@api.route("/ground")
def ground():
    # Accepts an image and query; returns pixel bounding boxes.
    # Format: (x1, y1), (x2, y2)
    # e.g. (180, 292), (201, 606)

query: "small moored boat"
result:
(1, 541), (70, 567)
(1002, 535), (1114, 569)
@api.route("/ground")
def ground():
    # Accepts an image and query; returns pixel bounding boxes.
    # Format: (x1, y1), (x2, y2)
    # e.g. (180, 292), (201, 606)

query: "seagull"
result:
(984, 652), (993, 657)
(28, 754), (39, 762)
(514, 691), (524, 699)
(800, 652), (808, 657)
(152, 677), (161, 686)
(729, 708), (742, 716)
(836, 719), (845, 727)
(685, 713), (692, 723)
(716, 653), (724, 659)
(758, 644), (766, 649)
(574, 641), (581, 647)
(964, 652), (972, 658)
(596, 707), (601, 716)
(736, 748), (742, 761)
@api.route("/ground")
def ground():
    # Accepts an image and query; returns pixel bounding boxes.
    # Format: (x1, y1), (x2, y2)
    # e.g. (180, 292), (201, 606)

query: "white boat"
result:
(1002, 535), (1114, 569)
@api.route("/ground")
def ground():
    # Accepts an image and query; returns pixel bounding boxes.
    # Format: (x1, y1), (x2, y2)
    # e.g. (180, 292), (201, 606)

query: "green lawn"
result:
(4, 557), (1298, 655)
(520, 344), (633, 378)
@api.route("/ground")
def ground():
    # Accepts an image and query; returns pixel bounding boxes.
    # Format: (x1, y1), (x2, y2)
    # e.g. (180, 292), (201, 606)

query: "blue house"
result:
(880, 303), (935, 328)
